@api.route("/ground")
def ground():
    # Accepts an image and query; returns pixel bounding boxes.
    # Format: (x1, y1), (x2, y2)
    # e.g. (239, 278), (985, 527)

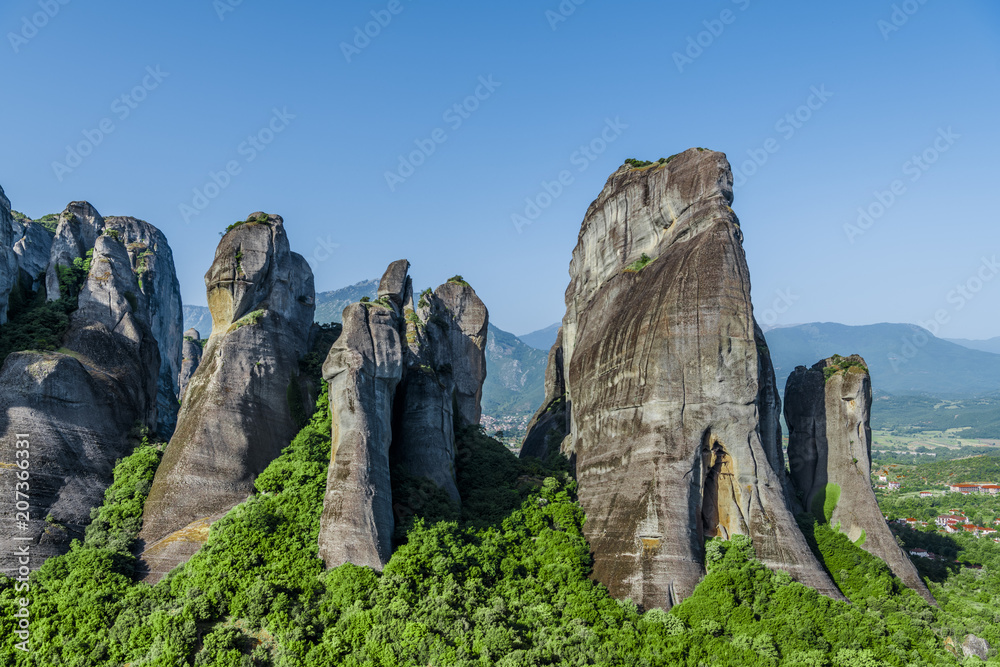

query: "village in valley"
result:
(872, 458), (1000, 574)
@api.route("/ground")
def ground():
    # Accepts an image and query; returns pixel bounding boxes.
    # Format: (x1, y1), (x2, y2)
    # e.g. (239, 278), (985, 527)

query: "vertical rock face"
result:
(785, 355), (935, 604)
(319, 262), (489, 571)
(395, 278), (488, 502)
(522, 150), (841, 609)
(519, 326), (569, 460)
(13, 220), (56, 293)
(0, 230), (161, 575)
(0, 186), (19, 324)
(138, 213), (315, 581)
(434, 281), (488, 426)
(178, 328), (203, 400)
(319, 300), (403, 570)
(104, 217), (184, 438)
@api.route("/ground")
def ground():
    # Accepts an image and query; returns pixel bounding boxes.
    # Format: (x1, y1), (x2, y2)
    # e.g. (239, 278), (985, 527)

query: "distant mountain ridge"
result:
(518, 323), (560, 351)
(946, 336), (1000, 355)
(484, 324), (547, 417)
(766, 322), (1000, 397)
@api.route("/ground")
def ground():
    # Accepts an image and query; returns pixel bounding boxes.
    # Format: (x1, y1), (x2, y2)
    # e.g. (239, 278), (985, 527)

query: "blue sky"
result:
(2, 0), (998, 338)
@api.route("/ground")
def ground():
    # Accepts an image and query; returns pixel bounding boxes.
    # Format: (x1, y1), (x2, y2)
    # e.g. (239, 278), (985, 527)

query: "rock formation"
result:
(319, 296), (404, 570)
(785, 355), (936, 604)
(0, 221), (161, 575)
(318, 262), (488, 571)
(519, 327), (569, 460)
(138, 213), (315, 581)
(521, 150), (842, 609)
(178, 328), (203, 400)
(12, 219), (55, 293)
(962, 635), (990, 661)
(104, 217), (184, 437)
(44, 202), (106, 302)
(28, 203), (184, 437)
(0, 186), (19, 324)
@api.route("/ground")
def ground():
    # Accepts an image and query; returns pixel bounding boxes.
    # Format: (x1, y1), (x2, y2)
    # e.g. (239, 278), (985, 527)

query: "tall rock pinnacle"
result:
(318, 261), (488, 571)
(138, 213), (315, 581)
(522, 150), (842, 609)
(785, 355), (936, 604)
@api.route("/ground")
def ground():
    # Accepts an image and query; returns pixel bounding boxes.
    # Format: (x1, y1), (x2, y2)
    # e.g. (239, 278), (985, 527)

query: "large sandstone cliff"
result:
(522, 150), (842, 609)
(785, 355), (936, 604)
(0, 220), (161, 574)
(318, 262), (488, 571)
(138, 213), (315, 581)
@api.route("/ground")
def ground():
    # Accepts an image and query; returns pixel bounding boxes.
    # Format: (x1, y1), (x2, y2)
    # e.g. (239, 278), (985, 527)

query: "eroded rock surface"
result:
(138, 213), (315, 581)
(11, 216), (55, 293)
(785, 355), (936, 604)
(319, 300), (403, 570)
(522, 150), (842, 609)
(105, 216), (184, 438)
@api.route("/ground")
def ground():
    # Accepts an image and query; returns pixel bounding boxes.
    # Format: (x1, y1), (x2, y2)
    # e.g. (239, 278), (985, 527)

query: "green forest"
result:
(0, 381), (997, 666)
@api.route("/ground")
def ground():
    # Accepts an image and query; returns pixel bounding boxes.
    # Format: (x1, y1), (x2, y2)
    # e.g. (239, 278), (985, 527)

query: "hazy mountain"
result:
(483, 323), (547, 418)
(945, 336), (1000, 355)
(518, 322), (560, 351)
(766, 322), (1000, 397)
(182, 304), (212, 337)
(314, 279), (379, 324)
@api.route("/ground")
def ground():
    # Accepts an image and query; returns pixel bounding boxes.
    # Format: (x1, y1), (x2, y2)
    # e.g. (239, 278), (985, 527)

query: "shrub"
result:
(624, 253), (654, 273)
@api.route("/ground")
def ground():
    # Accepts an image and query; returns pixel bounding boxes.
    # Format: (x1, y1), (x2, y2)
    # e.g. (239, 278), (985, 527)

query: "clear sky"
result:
(2, 1), (998, 338)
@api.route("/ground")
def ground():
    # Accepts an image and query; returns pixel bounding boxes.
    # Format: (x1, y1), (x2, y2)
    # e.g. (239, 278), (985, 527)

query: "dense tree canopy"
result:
(1, 387), (997, 665)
